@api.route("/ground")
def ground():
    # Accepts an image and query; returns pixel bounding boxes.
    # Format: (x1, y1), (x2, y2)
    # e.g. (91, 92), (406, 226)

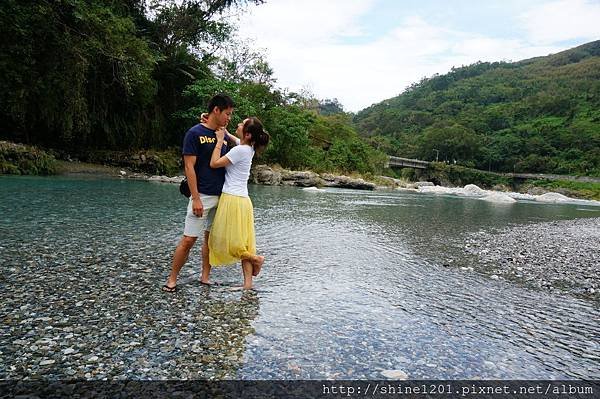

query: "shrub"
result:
(0, 141), (58, 175)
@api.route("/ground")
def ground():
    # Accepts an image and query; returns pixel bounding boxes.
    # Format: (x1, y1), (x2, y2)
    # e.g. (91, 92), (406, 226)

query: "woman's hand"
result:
(215, 127), (226, 142)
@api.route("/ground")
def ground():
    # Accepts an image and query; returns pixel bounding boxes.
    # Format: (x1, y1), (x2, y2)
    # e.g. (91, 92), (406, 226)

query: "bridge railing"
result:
(387, 156), (431, 169)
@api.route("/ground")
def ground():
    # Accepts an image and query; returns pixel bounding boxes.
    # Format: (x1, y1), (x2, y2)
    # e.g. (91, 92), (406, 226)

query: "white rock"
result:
(414, 181), (434, 187)
(482, 192), (517, 203)
(39, 359), (55, 366)
(381, 369), (409, 380)
(302, 186), (323, 192)
(419, 186), (453, 195)
(535, 192), (570, 203)
(463, 184), (486, 195)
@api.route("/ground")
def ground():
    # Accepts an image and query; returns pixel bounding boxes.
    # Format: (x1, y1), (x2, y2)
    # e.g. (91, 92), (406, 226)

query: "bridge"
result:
(386, 156), (600, 183)
(386, 156), (430, 169)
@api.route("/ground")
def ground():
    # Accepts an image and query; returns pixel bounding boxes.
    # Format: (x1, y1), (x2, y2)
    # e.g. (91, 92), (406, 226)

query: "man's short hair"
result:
(207, 94), (234, 113)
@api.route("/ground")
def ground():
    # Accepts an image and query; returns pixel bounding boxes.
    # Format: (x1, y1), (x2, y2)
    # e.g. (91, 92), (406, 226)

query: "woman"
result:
(209, 117), (270, 290)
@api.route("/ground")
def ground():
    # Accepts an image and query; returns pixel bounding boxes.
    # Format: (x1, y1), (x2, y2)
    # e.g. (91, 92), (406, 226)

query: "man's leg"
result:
(200, 230), (212, 284)
(165, 235), (197, 288)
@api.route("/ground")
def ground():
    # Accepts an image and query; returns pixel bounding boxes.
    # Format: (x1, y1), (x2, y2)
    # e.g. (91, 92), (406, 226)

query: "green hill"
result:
(354, 40), (600, 176)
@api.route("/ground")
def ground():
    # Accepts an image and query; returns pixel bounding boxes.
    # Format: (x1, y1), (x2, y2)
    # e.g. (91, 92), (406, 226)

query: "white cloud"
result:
(235, 1), (596, 112)
(519, 0), (600, 44)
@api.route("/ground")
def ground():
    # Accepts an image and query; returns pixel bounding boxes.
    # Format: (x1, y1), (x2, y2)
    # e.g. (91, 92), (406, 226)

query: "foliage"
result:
(75, 148), (181, 175)
(0, 0), (261, 150)
(354, 41), (600, 177)
(530, 179), (600, 201)
(0, 1), (388, 178)
(0, 141), (57, 175)
(318, 98), (345, 115)
(426, 162), (511, 188)
(177, 77), (387, 174)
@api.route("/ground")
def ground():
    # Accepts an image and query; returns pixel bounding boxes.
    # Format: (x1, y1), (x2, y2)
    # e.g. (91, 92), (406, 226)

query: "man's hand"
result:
(192, 197), (204, 217)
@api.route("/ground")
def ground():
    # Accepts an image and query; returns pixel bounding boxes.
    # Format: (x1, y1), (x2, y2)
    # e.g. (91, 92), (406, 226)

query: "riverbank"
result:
(3, 141), (599, 199)
(461, 217), (600, 302)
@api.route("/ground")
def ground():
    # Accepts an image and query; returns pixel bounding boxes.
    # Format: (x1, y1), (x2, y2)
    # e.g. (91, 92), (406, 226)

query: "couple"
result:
(163, 94), (269, 292)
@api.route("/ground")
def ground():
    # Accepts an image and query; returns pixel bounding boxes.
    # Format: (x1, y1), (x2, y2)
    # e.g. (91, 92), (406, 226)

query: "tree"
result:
(418, 123), (482, 163)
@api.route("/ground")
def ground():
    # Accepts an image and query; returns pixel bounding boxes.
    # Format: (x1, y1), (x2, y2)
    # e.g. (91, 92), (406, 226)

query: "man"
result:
(163, 94), (234, 292)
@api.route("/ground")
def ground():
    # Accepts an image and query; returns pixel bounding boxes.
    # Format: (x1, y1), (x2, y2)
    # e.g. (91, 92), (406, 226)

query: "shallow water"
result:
(1, 176), (599, 379)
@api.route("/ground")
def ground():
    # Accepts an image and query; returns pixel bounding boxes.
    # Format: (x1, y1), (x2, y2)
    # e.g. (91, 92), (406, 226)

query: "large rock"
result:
(250, 165), (376, 190)
(250, 165), (282, 185)
(281, 170), (324, 187)
(321, 174), (375, 190)
(405, 181), (434, 189)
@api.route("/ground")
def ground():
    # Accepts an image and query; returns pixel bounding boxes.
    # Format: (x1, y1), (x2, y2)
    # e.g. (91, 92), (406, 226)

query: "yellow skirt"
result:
(208, 193), (256, 266)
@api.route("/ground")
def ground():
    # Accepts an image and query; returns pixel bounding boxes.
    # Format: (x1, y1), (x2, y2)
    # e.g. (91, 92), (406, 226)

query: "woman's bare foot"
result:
(252, 255), (264, 276)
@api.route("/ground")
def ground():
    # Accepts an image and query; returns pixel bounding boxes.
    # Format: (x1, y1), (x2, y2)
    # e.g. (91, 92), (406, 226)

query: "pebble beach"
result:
(462, 217), (600, 301)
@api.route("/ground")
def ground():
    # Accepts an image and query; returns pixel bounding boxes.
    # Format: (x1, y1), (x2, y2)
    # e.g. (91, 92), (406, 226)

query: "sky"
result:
(235, 0), (600, 112)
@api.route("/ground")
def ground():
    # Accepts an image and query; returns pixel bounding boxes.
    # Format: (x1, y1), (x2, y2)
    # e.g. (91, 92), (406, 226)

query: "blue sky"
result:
(237, 0), (600, 112)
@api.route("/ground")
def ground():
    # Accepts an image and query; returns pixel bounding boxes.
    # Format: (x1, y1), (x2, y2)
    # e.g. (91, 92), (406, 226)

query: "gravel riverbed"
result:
(461, 217), (600, 301)
(1, 174), (598, 381)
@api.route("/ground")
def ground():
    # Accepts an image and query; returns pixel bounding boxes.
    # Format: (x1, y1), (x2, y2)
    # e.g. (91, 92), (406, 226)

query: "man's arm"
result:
(184, 155), (203, 217)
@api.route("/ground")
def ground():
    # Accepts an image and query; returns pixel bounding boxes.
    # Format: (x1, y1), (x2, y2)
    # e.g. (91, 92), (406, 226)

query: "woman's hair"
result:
(244, 117), (270, 152)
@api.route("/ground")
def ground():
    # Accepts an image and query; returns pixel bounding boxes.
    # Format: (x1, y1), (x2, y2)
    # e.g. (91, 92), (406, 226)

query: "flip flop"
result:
(162, 284), (177, 293)
(200, 280), (223, 287)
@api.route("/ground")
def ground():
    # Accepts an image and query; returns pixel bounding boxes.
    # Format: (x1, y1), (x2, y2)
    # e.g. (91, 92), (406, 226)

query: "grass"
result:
(531, 179), (600, 200)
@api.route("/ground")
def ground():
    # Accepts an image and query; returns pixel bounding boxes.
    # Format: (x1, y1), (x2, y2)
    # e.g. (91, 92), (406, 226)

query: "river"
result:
(0, 176), (598, 379)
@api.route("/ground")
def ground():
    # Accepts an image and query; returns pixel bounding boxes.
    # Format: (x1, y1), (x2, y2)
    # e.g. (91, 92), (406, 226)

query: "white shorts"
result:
(183, 194), (219, 237)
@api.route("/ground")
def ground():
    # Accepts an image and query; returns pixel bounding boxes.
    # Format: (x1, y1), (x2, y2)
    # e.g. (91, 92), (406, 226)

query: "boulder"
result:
(281, 170), (324, 187)
(250, 165), (282, 185)
(320, 174), (375, 190)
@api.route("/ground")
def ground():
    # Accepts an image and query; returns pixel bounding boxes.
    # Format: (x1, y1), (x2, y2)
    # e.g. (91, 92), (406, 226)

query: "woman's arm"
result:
(210, 128), (232, 168)
(227, 131), (241, 146)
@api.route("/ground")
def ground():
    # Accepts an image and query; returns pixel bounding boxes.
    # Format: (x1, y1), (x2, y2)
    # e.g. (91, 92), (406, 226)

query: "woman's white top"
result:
(222, 144), (255, 197)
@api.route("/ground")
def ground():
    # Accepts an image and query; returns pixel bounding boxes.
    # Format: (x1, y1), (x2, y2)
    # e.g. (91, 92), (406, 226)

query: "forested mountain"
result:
(354, 41), (600, 176)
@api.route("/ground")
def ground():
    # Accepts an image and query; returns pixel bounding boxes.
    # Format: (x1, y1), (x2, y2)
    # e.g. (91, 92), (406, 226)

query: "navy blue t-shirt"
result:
(182, 123), (228, 196)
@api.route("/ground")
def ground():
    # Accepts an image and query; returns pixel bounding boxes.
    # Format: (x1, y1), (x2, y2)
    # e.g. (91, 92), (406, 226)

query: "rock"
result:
(535, 192), (570, 203)
(281, 170), (324, 187)
(463, 184), (486, 195)
(250, 165), (282, 185)
(39, 359), (55, 366)
(321, 174), (375, 190)
(376, 176), (404, 187)
(482, 192), (517, 203)
(413, 181), (434, 188)
(483, 361), (496, 369)
(492, 184), (510, 192)
(381, 369), (408, 380)
(526, 186), (547, 195)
